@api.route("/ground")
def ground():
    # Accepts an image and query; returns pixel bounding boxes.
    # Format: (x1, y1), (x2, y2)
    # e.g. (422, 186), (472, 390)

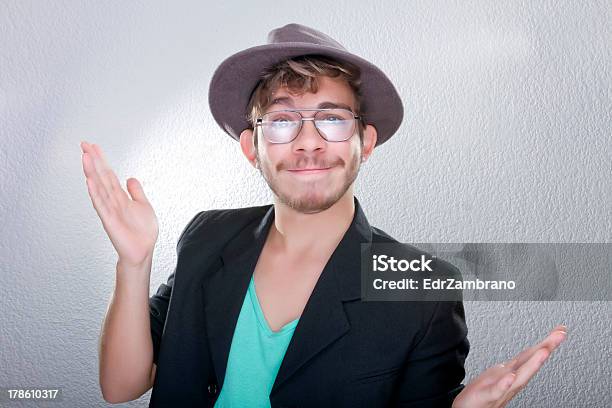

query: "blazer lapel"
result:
(201, 205), (276, 388)
(271, 197), (372, 394)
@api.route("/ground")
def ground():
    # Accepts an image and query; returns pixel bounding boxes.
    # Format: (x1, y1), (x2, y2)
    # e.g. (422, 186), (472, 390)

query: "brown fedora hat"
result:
(208, 23), (404, 147)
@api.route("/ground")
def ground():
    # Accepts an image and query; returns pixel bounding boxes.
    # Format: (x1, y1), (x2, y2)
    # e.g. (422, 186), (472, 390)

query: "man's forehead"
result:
(268, 88), (356, 111)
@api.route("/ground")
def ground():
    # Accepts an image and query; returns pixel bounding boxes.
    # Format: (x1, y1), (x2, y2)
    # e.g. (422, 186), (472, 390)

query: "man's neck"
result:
(269, 191), (355, 257)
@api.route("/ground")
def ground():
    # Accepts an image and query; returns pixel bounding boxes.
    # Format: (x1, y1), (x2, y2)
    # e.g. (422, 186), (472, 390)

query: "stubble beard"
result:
(255, 150), (361, 214)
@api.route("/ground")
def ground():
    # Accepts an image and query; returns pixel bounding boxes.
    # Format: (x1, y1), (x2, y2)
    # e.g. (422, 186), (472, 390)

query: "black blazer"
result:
(148, 197), (469, 407)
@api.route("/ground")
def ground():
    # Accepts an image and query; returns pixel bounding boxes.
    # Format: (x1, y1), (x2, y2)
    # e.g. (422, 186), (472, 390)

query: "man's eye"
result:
(319, 116), (344, 123)
(270, 119), (297, 128)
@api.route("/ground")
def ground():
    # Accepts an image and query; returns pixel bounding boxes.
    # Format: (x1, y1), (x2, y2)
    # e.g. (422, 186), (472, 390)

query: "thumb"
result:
(126, 178), (149, 203)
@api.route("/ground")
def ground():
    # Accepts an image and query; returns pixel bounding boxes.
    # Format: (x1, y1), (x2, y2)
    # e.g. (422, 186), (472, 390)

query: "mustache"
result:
(277, 157), (345, 171)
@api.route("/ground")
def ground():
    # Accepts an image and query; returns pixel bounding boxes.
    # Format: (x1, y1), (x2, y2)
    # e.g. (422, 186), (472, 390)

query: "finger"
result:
(90, 143), (116, 196)
(505, 328), (567, 371)
(551, 324), (567, 332)
(483, 371), (516, 403)
(510, 329), (566, 367)
(92, 143), (130, 206)
(81, 142), (98, 179)
(85, 173), (110, 219)
(82, 151), (111, 202)
(81, 142), (107, 192)
(91, 143), (127, 207)
(502, 348), (550, 403)
(126, 178), (150, 204)
(475, 363), (516, 387)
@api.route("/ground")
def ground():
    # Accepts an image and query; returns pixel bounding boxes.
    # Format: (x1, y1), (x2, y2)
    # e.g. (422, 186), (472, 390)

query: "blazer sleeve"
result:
(148, 211), (205, 365)
(392, 299), (470, 407)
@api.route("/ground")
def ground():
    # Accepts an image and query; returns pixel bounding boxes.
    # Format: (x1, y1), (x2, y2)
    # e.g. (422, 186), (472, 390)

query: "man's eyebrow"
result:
(269, 97), (355, 112)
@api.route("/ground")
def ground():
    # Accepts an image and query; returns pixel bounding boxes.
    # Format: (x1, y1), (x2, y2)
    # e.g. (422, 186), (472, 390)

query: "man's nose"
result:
(292, 118), (326, 152)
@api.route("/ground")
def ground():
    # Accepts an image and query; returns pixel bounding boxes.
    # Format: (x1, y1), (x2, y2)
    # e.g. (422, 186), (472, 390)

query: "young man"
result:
(85, 24), (566, 407)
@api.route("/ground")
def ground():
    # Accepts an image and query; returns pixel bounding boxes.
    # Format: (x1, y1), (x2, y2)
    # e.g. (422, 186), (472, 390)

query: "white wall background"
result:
(1, 0), (610, 406)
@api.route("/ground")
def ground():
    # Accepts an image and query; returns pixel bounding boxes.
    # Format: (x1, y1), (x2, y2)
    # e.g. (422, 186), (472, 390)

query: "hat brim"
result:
(208, 42), (403, 147)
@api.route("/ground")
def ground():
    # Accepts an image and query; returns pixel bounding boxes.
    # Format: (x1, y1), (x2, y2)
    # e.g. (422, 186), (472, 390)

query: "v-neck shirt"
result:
(214, 275), (299, 407)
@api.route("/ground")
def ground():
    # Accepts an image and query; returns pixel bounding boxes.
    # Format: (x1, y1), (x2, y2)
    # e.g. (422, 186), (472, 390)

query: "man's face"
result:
(251, 76), (366, 214)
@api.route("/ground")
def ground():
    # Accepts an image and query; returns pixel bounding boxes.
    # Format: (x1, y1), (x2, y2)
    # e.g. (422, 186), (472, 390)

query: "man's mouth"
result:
(286, 166), (334, 174)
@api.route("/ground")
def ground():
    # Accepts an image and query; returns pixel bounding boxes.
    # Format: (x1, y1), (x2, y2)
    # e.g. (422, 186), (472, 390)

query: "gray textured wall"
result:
(1, 1), (610, 406)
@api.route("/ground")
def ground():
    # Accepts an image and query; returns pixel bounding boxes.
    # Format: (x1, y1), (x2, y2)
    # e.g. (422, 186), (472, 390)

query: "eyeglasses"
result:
(255, 108), (361, 144)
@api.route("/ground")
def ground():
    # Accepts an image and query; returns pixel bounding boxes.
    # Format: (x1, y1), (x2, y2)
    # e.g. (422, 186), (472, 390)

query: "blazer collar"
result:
(202, 196), (373, 393)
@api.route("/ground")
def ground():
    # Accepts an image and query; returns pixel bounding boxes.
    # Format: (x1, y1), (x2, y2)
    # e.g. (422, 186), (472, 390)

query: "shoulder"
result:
(370, 225), (399, 243)
(182, 204), (271, 234)
(177, 204), (272, 250)
(369, 225), (463, 281)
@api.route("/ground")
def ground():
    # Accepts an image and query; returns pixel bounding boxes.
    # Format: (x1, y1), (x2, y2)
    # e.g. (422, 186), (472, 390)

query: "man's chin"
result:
(278, 193), (339, 214)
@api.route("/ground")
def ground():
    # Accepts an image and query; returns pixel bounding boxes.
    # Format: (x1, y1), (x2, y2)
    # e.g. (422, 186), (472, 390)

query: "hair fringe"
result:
(245, 55), (364, 130)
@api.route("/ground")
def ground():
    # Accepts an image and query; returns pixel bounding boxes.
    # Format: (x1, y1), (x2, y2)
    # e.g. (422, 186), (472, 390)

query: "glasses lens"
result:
(261, 111), (301, 143)
(315, 109), (356, 141)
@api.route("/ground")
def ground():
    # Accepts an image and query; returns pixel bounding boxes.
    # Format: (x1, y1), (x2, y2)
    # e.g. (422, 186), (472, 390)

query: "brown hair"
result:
(245, 55), (366, 147)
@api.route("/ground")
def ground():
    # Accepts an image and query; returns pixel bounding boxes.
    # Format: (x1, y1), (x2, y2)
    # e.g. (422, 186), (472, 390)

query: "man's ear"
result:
(239, 128), (258, 168)
(361, 124), (378, 162)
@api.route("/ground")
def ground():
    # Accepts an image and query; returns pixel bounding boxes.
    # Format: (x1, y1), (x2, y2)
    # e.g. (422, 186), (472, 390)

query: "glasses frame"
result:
(255, 108), (362, 144)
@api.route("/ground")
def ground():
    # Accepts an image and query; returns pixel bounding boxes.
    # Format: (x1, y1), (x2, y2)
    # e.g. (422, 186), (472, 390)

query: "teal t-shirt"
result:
(214, 275), (299, 407)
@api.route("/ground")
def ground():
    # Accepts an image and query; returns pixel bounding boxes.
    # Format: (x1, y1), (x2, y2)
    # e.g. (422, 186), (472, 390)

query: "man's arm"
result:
(99, 259), (157, 403)
(98, 207), (204, 403)
(392, 300), (470, 407)
(81, 141), (161, 403)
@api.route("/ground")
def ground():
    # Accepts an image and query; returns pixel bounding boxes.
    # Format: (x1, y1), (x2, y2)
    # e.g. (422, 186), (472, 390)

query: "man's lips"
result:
(286, 166), (334, 174)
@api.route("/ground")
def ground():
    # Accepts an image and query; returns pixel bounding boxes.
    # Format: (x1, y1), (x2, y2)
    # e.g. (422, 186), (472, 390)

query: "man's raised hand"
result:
(81, 141), (159, 268)
(452, 325), (567, 408)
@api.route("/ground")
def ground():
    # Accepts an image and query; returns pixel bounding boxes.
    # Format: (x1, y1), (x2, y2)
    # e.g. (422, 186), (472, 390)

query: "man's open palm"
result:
(81, 141), (159, 267)
(453, 325), (567, 408)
